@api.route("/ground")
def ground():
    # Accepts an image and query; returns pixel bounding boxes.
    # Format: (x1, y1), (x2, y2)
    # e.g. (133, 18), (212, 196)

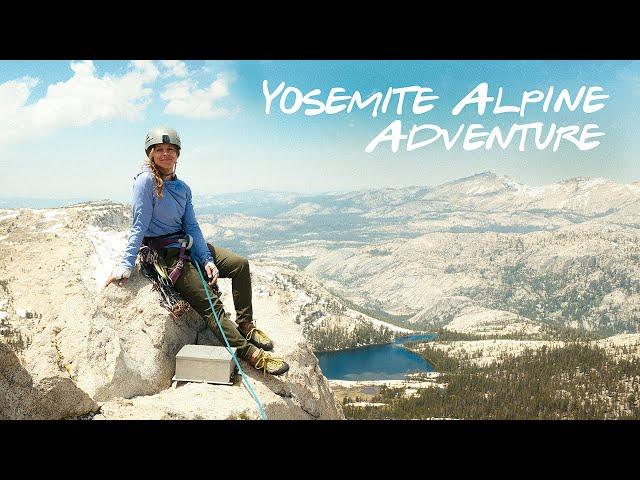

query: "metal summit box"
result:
(173, 344), (237, 385)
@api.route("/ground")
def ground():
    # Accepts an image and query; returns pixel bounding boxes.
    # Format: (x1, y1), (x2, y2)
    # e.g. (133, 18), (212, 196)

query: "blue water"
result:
(315, 333), (436, 381)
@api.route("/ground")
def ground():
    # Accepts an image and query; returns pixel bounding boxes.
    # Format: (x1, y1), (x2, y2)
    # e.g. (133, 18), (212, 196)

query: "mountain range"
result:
(193, 172), (640, 335)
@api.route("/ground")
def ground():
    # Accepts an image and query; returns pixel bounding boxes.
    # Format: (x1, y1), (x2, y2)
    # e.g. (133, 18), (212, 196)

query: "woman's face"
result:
(150, 143), (179, 174)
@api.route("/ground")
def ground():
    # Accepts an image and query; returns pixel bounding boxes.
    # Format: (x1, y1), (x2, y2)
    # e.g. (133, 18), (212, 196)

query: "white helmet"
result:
(145, 127), (181, 152)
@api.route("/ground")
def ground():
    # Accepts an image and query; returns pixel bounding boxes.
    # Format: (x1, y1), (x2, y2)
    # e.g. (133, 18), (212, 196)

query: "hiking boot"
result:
(238, 321), (273, 351)
(250, 349), (289, 376)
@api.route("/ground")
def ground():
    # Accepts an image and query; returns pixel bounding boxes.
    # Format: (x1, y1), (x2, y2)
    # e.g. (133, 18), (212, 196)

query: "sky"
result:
(1, 59), (639, 202)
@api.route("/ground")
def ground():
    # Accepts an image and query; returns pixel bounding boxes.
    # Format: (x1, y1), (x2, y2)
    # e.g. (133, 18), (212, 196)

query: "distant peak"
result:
(444, 171), (501, 186)
(465, 171), (497, 180)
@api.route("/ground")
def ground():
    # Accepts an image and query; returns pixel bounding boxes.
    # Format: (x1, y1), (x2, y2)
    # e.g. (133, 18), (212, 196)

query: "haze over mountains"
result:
(192, 172), (640, 335)
(194, 172), (640, 252)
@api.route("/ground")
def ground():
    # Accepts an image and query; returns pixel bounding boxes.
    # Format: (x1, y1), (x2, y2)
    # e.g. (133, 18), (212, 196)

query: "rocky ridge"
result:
(0, 202), (344, 420)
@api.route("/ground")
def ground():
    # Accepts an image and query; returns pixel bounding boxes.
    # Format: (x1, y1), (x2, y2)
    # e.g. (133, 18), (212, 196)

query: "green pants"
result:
(160, 244), (257, 360)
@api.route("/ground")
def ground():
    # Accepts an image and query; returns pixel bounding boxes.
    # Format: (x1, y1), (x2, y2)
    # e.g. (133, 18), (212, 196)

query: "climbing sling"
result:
(138, 231), (193, 319)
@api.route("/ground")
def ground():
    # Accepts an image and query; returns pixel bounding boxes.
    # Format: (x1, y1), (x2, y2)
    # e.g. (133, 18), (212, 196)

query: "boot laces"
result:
(245, 327), (269, 343)
(254, 352), (285, 376)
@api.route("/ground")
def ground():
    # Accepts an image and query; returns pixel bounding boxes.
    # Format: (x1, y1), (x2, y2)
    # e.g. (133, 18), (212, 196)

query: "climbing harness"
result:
(137, 231), (193, 319)
(193, 260), (268, 420)
(143, 231), (193, 285)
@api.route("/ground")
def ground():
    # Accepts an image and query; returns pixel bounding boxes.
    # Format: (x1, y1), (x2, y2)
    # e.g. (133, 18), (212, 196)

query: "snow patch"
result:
(0, 213), (18, 222)
(84, 225), (129, 291)
(42, 210), (64, 222)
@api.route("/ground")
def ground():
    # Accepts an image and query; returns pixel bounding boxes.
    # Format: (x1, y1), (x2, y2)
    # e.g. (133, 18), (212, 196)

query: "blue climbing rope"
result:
(193, 261), (268, 420)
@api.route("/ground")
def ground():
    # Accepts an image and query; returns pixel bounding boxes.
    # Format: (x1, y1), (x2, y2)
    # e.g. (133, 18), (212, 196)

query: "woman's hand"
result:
(104, 275), (128, 288)
(205, 262), (219, 286)
(104, 267), (131, 288)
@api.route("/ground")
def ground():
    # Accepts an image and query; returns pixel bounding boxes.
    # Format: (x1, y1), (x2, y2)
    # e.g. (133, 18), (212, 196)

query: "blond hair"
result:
(144, 146), (167, 199)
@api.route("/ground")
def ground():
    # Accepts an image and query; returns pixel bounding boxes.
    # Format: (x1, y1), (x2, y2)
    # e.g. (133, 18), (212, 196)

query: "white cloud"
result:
(160, 71), (237, 118)
(0, 77), (39, 119)
(201, 61), (236, 75)
(160, 60), (188, 78)
(0, 60), (159, 147)
(131, 60), (160, 82)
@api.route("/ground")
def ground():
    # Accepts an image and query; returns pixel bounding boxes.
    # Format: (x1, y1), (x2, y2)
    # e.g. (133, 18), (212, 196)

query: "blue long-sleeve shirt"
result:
(120, 170), (213, 271)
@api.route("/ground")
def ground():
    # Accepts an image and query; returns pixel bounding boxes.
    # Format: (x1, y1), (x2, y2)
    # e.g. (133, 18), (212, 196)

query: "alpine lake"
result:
(314, 333), (436, 381)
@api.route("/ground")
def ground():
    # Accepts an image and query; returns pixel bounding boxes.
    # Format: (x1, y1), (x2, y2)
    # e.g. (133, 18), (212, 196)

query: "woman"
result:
(105, 127), (289, 376)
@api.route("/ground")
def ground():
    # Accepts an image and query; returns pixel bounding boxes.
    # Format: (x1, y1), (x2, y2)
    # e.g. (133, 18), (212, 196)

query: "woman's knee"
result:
(230, 255), (249, 273)
(239, 257), (250, 271)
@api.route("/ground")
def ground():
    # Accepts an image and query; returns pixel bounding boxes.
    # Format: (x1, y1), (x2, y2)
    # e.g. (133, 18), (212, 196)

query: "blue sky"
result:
(1, 60), (639, 201)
